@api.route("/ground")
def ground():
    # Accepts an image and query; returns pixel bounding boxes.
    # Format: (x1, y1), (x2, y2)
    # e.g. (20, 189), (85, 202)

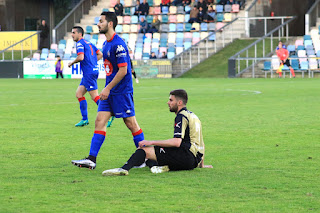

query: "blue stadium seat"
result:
(208, 23), (216, 31)
(216, 5), (223, 13)
(224, 5), (232, 12)
(40, 53), (48, 60)
(300, 61), (309, 70)
(86, 26), (93, 34)
(131, 15), (138, 24)
(42, 48), (49, 54)
(102, 8), (109, 12)
(90, 39), (97, 46)
(177, 23), (184, 32)
(263, 61), (271, 71)
(200, 23), (208, 31)
(177, 6), (184, 14)
(92, 34), (99, 40)
(287, 45), (295, 54)
(49, 49), (56, 54)
(297, 45), (305, 50)
(304, 35), (311, 40)
(63, 53), (71, 60)
(142, 52), (150, 59)
(162, 6), (169, 14)
(185, 23), (192, 32)
(84, 34), (91, 41)
(161, 24), (169, 32)
(184, 42), (192, 50)
(291, 59), (299, 70)
(58, 44), (66, 50)
(162, 15), (169, 23)
(115, 25), (123, 33)
(168, 47), (175, 52)
(59, 39), (66, 45)
(169, 23), (176, 32)
(317, 50), (320, 57)
(94, 17), (99, 25)
(184, 14), (190, 23)
(122, 34), (129, 42)
(185, 5), (191, 13)
(216, 13), (224, 22)
(208, 33), (216, 41)
(147, 15), (154, 24)
(167, 52), (175, 59)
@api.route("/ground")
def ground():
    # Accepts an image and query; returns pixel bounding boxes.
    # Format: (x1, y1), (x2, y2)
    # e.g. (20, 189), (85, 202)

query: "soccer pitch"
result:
(1, 78), (319, 212)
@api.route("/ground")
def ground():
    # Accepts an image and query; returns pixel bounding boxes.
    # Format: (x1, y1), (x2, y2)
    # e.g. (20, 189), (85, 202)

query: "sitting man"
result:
(139, 17), (149, 34)
(102, 89), (212, 176)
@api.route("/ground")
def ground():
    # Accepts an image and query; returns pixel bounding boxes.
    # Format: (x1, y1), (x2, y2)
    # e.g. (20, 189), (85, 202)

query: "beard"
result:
(169, 104), (178, 113)
(99, 27), (108, 34)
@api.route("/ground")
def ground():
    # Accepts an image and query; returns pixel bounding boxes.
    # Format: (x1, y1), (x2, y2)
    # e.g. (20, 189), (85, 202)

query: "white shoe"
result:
(135, 78), (139, 83)
(102, 168), (129, 176)
(150, 165), (170, 174)
(71, 158), (96, 170)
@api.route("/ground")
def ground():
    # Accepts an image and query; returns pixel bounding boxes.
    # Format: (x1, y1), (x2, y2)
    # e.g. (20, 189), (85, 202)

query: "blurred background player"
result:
(71, 12), (146, 169)
(55, 55), (64, 78)
(68, 26), (103, 127)
(276, 41), (295, 78)
(102, 89), (213, 176)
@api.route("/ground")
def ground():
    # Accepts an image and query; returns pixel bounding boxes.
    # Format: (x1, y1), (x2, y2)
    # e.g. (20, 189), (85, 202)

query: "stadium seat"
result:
(160, 33), (168, 39)
(99, 34), (106, 40)
(58, 44), (66, 50)
(42, 48), (49, 54)
(185, 23), (192, 32)
(94, 17), (99, 25)
(50, 43), (58, 51)
(130, 24), (138, 33)
(153, 33), (160, 39)
(177, 14), (184, 23)
(142, 53), (150, 59)
(304, 35), (312, 40)
(124, 7), (131, 15)
(147, 15), (154, 24)
(115, 25), (123, 33)
(208, 23), (216, 31)
(92, 34), (98, 40)
(159, 47), (167, 53)
(262, 61), (271, 78)
(167, 52), (175, 59)
(216, 5), (223, 13)
(148, 0), (153, 6)
(291, 58), (299, 70)
(224, 5), (232, 13)
(216, 13), (224, 22)
(162, 6), (169, 14)
(122, 34), (130, 42)
(49, 49), (56, 54)
(307, 49), (315, 56)
(32, 53), (40, 60)
(184, 41), (192, 50)
(184, 14), (190, 23)
(135, 52), (142, 60)
(216, 22), (225, 31)
(185, 5), (191, 13)
(309, 55), (318, 70)
(177, 23), (184, 32)
(162, 15), (169, 23)
(59, 39), (66, 45)
(124, 16), (131, 24)
(154, 0), (161, 6)
(169, 23), (176, 32)
(192, 37), (200, 45)
(232, 4), (240, 13)
(200, 32), (208, 40)
(154, 7), (161, 15)
(287, 45), (296, 55)
(200, 23), (208, 31)
(177, 6), (184, 14)
(208, 32), (216, 41)
(169, 15), (177, 23)
(84, 34), (91, 41)
(102, 8), (109, 12)
(86, 26), (93, 34)
(176, 47), (184, 55)
(191, 23), (200, 31)
(224, 13), (232, 22)
(169, 6), (177, 14)
(92, 25), (99, 34)
(63, 53), (71, 60)
(47, 53), (56, 60)
(161, 24), (169, 32)
(295, 39), (303, 48)
(90, 39), (97, 46)
(122, 25), (130, 33)
(131, 15), (138, 24)
(40, 53), (48, 60)
(118, 16), (123, 24)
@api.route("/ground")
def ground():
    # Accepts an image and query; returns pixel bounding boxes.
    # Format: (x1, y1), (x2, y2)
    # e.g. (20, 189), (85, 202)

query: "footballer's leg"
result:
(72, 111), (111, 169)
(88, 89), (100, 105)
(75, 85), (89, 127)
(123, 116), (144, 148)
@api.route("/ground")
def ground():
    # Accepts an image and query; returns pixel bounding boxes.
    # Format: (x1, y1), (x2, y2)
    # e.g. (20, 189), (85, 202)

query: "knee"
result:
(76, 92), (83, 99)
(95, 116), (105, 129)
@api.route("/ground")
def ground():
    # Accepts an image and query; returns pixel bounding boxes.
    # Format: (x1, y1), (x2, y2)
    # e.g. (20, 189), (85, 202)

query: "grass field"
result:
(1, 78), (320, 212)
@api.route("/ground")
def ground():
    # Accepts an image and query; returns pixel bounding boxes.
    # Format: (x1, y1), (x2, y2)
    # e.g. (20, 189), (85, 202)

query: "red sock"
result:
(78, 97), (85, 102)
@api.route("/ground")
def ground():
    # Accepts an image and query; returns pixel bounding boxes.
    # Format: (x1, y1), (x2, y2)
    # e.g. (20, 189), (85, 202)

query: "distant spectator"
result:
(134, 0), (142, 16)
(161, 0), (171, 6)
(114, 0), (124, 16)
(139, 17), (149, 34)
(220, 0), (228, 5)
(207, 0), (214, 4)
(182, 0), (191, 6)
(38, 19), (49, 50)
(190, 0), (197, 8)
(161, 52), (167, 59)
(141, 0), (150, 16)
(148, 15), (161, 33)
(239, 0), (246, 9)
(172, 0), (183, 6)
(197, 0), (208, 13)
(226, 0), (236, 4)
(55, 55), (64, 79)
(198, 7), (206, 22)
(188, 6), (199, 23)
(207, 6), (216, 21)
(150, 52), (157, 59)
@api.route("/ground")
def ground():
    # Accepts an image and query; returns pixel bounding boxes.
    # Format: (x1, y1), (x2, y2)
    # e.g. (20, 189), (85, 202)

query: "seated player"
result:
(102, 89), (213, 176)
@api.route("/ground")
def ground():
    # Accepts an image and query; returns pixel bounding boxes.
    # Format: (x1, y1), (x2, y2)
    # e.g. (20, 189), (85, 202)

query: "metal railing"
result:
(228, 16), (296, 78)
(52, 0), (98, 44)
(305, 0), (320, 35)
(171, 18), (241, 77)
(0, 31), (40, 61)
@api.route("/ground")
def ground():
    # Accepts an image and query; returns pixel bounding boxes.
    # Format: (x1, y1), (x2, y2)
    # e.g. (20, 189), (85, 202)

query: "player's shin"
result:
(122, 149), (146, 171)
(78, 97), (88, 120)
(94, 96), (100, 105)
(88, 130), (106, 162)
(132, 129), (144, 148)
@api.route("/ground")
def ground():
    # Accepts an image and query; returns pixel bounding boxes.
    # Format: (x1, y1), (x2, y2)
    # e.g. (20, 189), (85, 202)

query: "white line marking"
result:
(226, 89), (262, 95)
(0, 102), (77, 107)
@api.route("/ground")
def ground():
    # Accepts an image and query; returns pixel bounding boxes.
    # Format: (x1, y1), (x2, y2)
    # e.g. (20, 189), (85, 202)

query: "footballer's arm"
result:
(138, 138), (182, 148)
(96, 50), (103, 61)
(68, 53), (84, 67)
(100, 66), (127, 100)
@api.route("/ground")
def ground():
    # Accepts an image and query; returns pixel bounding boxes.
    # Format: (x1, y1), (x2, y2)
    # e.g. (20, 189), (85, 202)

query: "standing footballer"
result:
(68, 26), (103, 127)
(71, 12), (146, 169)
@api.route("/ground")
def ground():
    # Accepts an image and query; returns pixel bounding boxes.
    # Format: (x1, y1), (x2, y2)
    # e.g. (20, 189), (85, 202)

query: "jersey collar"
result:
(177, 107), (187, 114)
(107, 33), (116, 42)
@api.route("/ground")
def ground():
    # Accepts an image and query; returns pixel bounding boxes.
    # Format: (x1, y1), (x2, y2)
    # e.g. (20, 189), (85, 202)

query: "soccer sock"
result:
(132, 129), (144, 148)
(290, 68), (295, 77)
(89, 130), (106, 159)
(94, 95), (100, 105)
(78, 97), (88, 120)
(122, 149), (146, 171)
(132, 71), (137, 79)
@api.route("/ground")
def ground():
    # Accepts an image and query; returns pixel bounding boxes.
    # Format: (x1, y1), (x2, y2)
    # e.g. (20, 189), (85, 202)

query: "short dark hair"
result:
(72, 26), (84, 36)
(170, 89), (188, 105)
(100, 11), (118, 30)
(57, 55), (60, 58)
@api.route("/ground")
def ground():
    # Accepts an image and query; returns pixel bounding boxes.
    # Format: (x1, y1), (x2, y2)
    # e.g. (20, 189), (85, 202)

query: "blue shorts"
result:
(80, 73), (99, 91)
(98, 93), (135, 118)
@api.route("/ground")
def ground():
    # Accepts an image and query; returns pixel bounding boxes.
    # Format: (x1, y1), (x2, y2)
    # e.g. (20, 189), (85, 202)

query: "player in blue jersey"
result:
(68, 26), (103, 127)
(71, 12), (149, 169)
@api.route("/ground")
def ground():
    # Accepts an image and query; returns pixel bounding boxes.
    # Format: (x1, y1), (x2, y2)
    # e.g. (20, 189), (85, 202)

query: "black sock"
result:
(132, 71), (137, 79)
(122, 149), (146, 171)
(146, 159), (158, 168)
(88, 155), (96, 163)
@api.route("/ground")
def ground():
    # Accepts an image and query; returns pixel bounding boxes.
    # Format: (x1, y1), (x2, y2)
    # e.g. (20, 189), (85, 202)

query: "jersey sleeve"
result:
(173, 114), (188, 139)
(114, 42), (128, 68)
(76, 42), (84, 55)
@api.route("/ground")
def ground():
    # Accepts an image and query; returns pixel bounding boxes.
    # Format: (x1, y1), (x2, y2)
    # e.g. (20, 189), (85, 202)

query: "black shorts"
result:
(282, 59), (291, 67)
(154, 146), (199, 171)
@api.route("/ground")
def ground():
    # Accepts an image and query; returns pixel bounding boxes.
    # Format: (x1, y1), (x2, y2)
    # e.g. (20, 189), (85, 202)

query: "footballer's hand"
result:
(138, 140), (153, 148)
(100, 87), (110, 100)
(68, 62), (73, 68)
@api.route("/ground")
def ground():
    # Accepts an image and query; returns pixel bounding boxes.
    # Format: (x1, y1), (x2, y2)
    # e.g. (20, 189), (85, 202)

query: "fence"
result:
(52, 0), (98, 44)
(305, 0), (320, 35)
(228, 16), (296, 78)
(0, 32), (40, 61)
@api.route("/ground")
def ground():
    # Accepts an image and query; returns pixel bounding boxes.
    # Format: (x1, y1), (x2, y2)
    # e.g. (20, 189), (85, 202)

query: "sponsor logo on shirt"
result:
(116, 45), (125, 53)
(175, 121), (181, 128)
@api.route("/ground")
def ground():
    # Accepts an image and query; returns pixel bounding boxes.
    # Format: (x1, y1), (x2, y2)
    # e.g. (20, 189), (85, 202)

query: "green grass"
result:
(1, 50), (35, 60)
(182, 39), (281, 78)
(1, 78), (320, 212)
